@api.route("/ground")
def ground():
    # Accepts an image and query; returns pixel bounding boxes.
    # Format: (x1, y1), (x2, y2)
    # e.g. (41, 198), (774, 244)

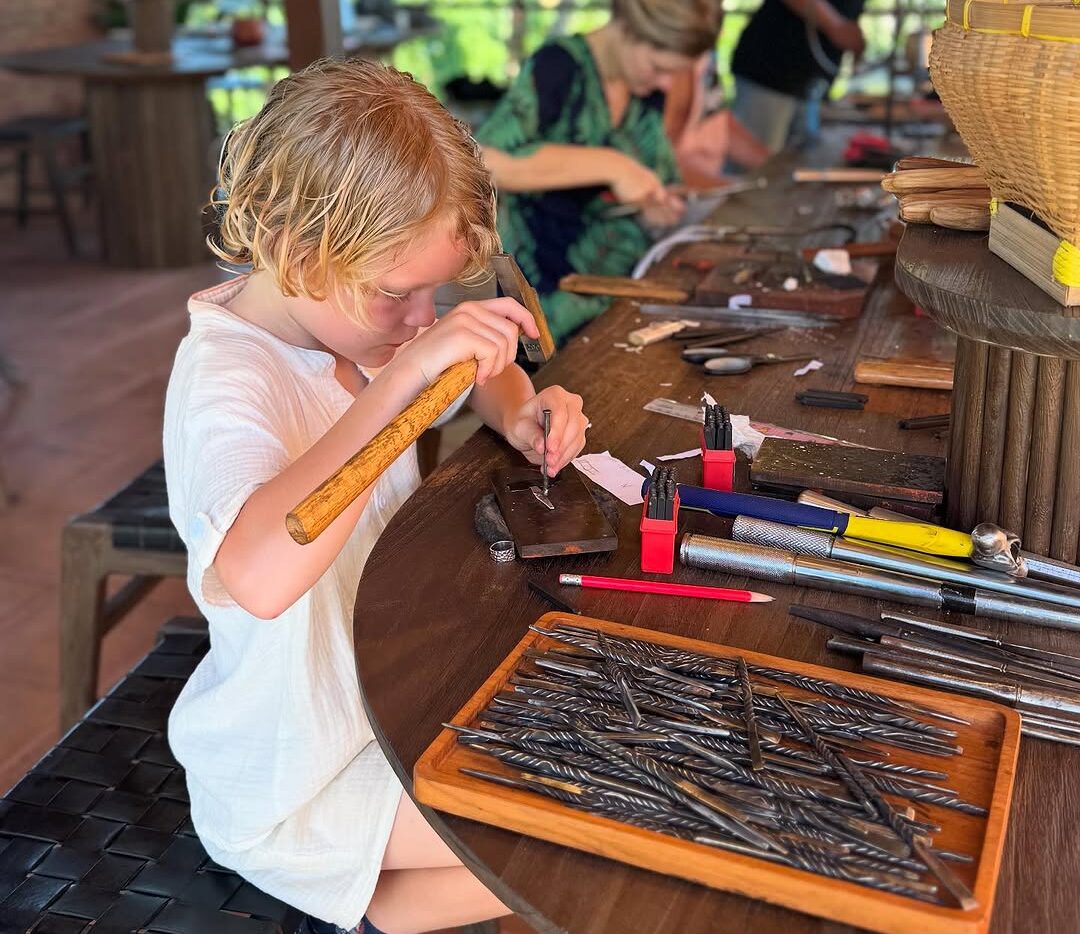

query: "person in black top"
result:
(731, 0), (865, 152)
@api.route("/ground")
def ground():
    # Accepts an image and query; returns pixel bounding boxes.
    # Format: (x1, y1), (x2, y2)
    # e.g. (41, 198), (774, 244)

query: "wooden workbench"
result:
(352, 163), (1080, 933)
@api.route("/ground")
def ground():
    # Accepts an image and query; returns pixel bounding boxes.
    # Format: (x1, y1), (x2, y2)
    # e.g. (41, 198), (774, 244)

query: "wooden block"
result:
(792, 168), (886, 183)
(415, 613), (1021, 934)
(491, 468), (617, 559)
(855, 359), (954, 390)
(557, 274), (690, 304)
(750, 438), (945, 506)
(988, 204), (1080, 308)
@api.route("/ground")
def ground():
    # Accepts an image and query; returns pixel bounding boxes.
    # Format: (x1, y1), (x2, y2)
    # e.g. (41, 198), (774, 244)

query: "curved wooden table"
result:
(354, 182), (1080, 932)
(895, 225), (1080, 560)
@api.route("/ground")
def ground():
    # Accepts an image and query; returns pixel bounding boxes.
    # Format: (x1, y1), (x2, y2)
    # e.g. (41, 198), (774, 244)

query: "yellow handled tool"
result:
(841, 515), (976, 559)
(286, 254), (555, 545)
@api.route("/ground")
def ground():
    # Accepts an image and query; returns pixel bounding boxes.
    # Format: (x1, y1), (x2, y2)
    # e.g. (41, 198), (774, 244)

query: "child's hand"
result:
(504, 386), (588, 477)
(403, 298), (540, 387)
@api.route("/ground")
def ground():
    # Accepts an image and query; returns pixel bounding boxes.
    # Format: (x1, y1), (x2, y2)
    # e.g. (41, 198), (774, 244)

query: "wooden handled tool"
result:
(286, 253), (556, 545)
(557, 274), (689, 304)
(854, 359), (954, 391)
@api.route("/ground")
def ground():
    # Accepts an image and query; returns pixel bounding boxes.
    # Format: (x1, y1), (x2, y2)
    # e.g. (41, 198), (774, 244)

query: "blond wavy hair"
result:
(612, 0), (723, 57)
(209, 58), (499, 313)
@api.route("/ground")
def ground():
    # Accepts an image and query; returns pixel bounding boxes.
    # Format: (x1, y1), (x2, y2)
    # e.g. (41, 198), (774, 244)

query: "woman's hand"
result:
(609, 153), (668, 205)
(503, 386), (587, 477)
(396, 297), (539, 388)
(640, 191), (686, 228)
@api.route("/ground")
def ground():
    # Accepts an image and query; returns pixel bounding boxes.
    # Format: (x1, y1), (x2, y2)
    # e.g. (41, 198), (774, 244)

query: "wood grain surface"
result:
(749, 438), (945, 506)
(353, 152), (1080, 934)
(894, 226), (1080, 356)
(416, 614), (1021, 934)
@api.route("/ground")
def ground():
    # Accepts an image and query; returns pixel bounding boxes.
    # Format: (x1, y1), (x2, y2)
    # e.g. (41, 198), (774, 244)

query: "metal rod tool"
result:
(682, 534), (1080, 630)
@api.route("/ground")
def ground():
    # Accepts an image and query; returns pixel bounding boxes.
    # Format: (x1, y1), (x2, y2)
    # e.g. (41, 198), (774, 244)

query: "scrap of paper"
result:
(572, 451), (645, 505)
(730, 414), (767, 459)
(794, 359), (824, 377)
(728, 294), (753, 310)
(640, 459), (656, 474)
(657, 449), (701, 462)
(812, 249), (852, 276)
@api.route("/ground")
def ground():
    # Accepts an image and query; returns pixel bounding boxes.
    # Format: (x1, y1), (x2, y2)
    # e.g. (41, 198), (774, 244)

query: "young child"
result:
(163, 58), (588, 934)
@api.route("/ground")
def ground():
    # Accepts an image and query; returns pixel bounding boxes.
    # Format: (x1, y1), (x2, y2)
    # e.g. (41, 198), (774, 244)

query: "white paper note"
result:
(730, 414), (766, 459)
(657, 449), (702, 462)
(572, 451), (645, 505)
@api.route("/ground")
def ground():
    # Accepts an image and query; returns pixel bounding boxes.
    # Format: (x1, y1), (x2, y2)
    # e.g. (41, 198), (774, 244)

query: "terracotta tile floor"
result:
(0, 212), (213, 791)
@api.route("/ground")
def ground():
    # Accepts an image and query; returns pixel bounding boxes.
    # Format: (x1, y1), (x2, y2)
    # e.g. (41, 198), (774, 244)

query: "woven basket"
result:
(930, 0), (1080, 260)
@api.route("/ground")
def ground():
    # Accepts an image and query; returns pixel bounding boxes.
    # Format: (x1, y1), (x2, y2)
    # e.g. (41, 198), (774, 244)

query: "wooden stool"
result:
(0, 616), (305, 933)
(896, 225), (1080, 559)
(0, 114), (92, 257)
(60, 462), (187, 731)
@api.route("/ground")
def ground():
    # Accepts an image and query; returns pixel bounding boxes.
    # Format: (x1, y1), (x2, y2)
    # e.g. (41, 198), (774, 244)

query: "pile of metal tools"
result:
(662, 484), (1080, 629)
(703, 404), (733, 451)
(450, 622), (986, 909)
(793, 605), (1080, 747)
(646, 467), (677, 521)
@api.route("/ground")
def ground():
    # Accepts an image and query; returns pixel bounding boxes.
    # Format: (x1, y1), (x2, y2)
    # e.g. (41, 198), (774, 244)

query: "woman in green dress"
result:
(477, 0), (723, 342)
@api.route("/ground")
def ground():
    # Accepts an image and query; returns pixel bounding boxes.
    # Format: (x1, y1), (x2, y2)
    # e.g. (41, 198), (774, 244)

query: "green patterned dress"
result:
(476, 34), (680, 342)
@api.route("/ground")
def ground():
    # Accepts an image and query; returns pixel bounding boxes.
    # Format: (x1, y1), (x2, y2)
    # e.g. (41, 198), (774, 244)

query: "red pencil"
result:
(558, 573), (772, 603)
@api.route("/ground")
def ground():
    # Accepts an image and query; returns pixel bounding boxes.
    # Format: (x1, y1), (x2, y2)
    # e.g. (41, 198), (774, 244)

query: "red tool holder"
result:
(639, 491), (680, 575)
(700, 429), (735, 492)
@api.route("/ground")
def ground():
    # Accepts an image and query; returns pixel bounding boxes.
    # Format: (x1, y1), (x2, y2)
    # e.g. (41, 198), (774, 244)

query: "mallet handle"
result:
(286, 360), (476, 544)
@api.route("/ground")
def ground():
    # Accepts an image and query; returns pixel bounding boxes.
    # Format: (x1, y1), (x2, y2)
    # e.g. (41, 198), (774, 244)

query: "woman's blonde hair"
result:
(209, 58), (499, 311)
(612, 0), (723, 57)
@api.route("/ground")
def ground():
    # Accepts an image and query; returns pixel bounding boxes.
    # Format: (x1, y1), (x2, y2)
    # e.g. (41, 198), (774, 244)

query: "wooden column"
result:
(1050, 360), (1080, 562)
(951, 337), (989, 531)
(86, 78), (214, 267)
(999, 351), (1037, 539)
(1025, 356), (1067, 556)
(284, 0), (344, 70)
(976, 345), (1012, 526)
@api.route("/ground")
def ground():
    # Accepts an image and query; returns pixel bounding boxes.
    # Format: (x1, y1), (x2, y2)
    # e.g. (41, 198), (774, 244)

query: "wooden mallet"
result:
(285, 254), (556, 545)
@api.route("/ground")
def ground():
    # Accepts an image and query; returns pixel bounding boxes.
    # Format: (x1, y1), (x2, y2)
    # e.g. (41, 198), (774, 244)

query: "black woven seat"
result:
(87, 462), (183, 554)
(60, 462), (188, 730)
(0, 618), (304, 934)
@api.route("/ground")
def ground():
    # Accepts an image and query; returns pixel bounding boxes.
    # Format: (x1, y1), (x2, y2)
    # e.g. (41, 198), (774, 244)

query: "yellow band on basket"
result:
(1053, 240), (1080, 288)
(989, 198), (999, 215)
(963, 0), (974, 28)
(1021, 4), (1033, 35)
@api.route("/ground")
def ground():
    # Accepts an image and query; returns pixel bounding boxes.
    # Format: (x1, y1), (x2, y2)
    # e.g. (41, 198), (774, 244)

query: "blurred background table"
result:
(0, 23), (435, 268)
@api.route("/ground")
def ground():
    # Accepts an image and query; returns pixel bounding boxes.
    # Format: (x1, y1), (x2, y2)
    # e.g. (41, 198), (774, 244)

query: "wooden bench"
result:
(59, 462), (187, 731)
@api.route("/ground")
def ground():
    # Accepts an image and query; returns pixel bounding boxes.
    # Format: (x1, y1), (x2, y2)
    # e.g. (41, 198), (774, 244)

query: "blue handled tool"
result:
(639, 479), (988, 562)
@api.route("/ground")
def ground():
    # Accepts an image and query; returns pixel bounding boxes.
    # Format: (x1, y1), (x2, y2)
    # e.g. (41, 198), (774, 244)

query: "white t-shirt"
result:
(162, 277), (467, 928)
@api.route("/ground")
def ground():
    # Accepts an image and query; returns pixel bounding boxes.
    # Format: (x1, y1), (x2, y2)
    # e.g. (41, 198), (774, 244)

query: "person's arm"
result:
(782, 0), (865, 52)
(213, 299), (539, 619)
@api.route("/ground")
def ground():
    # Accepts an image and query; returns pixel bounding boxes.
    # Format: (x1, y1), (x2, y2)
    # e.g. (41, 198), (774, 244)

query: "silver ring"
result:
(490, 540), (516, 563)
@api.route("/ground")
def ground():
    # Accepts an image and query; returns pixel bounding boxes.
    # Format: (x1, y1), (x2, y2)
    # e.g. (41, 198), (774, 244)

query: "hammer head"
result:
(971, 522), (1027, 577)
(491, 252), (556, 364)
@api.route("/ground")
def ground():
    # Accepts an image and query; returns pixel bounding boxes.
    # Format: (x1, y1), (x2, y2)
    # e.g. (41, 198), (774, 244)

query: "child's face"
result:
(301, 218), (471, 368)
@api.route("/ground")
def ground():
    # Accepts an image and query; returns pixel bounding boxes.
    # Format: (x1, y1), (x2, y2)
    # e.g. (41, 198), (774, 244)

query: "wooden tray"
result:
(415, 613), (1021, 934)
